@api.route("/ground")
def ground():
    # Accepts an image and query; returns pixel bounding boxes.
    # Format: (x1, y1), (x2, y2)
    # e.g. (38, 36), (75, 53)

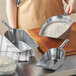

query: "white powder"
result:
(44, 22), (70, 38)
(0, 56), (17, 75)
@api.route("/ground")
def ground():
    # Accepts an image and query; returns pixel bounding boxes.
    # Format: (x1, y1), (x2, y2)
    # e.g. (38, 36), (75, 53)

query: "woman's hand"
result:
(66, 0), (76, 15)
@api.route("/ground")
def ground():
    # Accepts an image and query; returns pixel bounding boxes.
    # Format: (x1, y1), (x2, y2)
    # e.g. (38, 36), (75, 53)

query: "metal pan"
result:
(39, 15), (73, 39)
(36, 39), (69, 70)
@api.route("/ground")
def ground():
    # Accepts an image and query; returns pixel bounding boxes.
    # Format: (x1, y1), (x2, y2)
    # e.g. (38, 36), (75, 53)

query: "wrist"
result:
(65, 0), (70, 4)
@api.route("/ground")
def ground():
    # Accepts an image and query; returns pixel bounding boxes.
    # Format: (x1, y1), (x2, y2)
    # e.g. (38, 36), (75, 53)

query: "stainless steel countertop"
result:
(10, 48), (76, 76)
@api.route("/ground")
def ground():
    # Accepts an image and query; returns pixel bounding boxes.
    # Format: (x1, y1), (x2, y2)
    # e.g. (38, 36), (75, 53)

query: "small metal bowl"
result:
(39, 15), (73, 39)
(0, 51), (19, 75)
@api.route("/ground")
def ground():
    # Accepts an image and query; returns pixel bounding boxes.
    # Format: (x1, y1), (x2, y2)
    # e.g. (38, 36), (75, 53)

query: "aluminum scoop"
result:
(39, 14), (73, 39)
(2, 21), (38, 61)
(36, 39), (69, 70)
(2, 21), (38, 51)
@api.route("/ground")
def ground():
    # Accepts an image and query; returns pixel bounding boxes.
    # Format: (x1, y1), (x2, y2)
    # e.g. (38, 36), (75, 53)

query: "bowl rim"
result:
(0, 51), (19, 67)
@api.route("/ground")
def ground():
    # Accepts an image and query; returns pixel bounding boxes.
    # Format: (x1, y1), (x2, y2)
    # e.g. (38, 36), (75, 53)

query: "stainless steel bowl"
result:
(39, 15), (73, 39)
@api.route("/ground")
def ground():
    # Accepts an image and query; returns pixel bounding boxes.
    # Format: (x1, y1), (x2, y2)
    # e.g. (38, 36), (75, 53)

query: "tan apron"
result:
(18, 0), (64, 30)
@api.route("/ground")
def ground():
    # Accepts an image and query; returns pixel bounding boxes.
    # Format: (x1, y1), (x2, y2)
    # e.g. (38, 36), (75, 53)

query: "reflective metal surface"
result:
(39, 15), (73, 39)
(2, 21), (38, 51)
(36, 48), (65, 70)
(2, 21), (38, 61)
(10, 55), (76, 76)
(4, 29), (38, 50)
(12, 41), (31, 51)
(36, 39), (69, 70)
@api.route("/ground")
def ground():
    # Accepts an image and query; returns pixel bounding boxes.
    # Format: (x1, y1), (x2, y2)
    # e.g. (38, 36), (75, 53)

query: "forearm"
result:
(65, 0), (76, 15)
(6, 0), (17, 28)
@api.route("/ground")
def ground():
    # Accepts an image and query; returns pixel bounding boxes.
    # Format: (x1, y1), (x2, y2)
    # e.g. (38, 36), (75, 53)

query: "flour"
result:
(44, 22), (70, 38)
(0, 56), (17, 75)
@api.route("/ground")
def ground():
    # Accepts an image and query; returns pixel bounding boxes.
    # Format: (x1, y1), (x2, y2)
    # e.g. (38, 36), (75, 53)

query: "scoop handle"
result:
(59, 39), (69, 48)
(2, 21), (12, 29)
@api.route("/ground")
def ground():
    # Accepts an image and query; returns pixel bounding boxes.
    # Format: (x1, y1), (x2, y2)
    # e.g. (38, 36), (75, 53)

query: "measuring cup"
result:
(36, 39), (69, 70)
